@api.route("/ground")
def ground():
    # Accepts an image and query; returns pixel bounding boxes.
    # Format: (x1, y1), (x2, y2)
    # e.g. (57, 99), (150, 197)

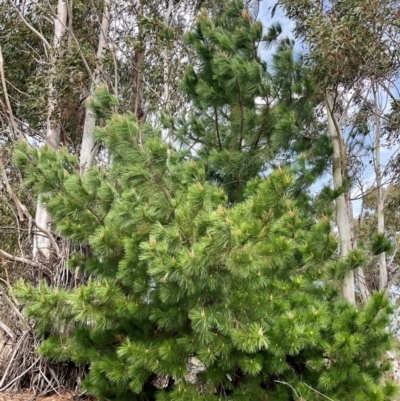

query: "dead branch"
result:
(0, 286), (30, 331)
(32, 220), (61, 257)
(0, 320), (15, 340)
(0, 331), (29, 389)
(0, 249), (42, 270)
(0, 357), (40, 392)
(0, 158), (30, 222)
(0, 46), (22, 140)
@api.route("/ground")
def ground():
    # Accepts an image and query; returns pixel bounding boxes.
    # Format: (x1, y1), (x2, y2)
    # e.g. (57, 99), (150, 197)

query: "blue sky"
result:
(258, 1), (297, 61)
(255, 2), (398, 217)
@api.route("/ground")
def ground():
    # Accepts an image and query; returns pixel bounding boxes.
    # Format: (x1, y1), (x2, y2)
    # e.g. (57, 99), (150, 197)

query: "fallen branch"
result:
(0, 331), (29, 389)
(0, 285), (30, 331)
(0, 320), (15, 340)
(38, 364), (61, 396)
(0, 356), (40, 392)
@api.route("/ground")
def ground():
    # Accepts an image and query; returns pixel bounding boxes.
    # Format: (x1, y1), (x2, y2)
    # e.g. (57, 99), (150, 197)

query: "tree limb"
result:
(32, 220), (61, 257)
(0, 157), (30, 222)
(0, 248), (41, 270)
(8, 0), (51, 51)
(0, 285), (30, 331)
(0, 319), (15, 340)
(0, 46), (22, 140)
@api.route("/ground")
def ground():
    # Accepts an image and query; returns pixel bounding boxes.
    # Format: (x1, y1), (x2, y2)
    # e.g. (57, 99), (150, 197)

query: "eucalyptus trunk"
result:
(325, 93), (355, 304)
(33, 0), (67, 259)
(163, 0), (173, 145)
(79, 0), (111, 175)
(373, 83), (388, 290)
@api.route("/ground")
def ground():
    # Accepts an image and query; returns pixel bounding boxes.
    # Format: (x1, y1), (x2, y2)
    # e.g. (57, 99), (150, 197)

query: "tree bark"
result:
(163, 0), (173, 146)
(79, 0), (111, 175)
(325, 93), (355, 304)
(373, 83), (388, 290)
(33, 0), (68, 259)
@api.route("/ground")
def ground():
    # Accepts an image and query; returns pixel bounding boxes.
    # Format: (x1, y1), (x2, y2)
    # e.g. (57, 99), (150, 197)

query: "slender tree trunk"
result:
(33, 0), (68, 259)
(325, 93), (355, 304)
(373, 83), (388, 290)
(163, 0), (173, 146)
(133, 1), (144, 123)
(79, 0), (111, 175)
(346, 191), (370, 303)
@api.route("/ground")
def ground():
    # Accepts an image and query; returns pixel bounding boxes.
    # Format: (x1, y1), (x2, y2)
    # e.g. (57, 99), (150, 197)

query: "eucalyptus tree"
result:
(277, 0), (400, 303)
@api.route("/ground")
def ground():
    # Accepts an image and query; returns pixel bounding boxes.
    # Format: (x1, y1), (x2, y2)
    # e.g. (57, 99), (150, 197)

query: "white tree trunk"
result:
(79, 0), (111, 175)
(325, 93), (355, 304)
(163, 0), (173, 146)
(373, 83), (388, 290)
(33, 0), (68, 259)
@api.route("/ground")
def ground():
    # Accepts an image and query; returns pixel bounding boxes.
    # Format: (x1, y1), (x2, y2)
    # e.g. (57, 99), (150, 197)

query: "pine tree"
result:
(12, 1), (398, 400)
(14, 88), (397, 401)
(173, 2), (326, 204)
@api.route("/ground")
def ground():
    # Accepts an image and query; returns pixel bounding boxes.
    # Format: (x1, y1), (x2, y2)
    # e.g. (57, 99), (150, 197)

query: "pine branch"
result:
(214, 106), (222, 150)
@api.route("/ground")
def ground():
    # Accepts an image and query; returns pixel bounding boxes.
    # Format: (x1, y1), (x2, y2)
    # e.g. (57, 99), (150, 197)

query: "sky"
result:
(258, 1), (297, 62)
(255, 1), (398, 218)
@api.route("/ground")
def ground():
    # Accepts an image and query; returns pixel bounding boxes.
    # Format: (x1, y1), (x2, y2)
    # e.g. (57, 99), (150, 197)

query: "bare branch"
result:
(0, 332), (30, 389)
(0, 157), (30, 222)
(0, 319), (15, 340)
(8, 0), (51, 51)
(0, 248), (41, 270)
(0, 285), (30, 331)
(0, 356), (39, 392)
(0, 46), (22, 140)
(274, 380), (301, 399)
(32, 220), (61, 257)
(303, 383), (336, 401)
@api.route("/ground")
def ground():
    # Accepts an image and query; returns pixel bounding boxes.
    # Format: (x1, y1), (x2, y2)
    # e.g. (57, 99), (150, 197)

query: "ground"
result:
(0, 392), (86, 401)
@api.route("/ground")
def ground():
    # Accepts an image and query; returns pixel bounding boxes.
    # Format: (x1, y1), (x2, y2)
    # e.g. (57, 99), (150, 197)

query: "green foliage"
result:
(0, 0), (101, 141)
(371, 234), (394, 256)
(10, 1), (399, 400)
(277, 0), (399, 88)
(175, 1), (324, 203)
(13, 88), (397, 401)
